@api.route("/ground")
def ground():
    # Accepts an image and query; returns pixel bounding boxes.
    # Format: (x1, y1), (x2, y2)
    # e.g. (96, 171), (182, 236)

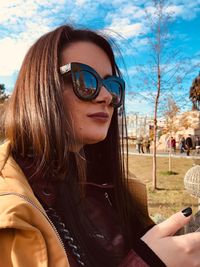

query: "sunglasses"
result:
(60, 62), (125, 108)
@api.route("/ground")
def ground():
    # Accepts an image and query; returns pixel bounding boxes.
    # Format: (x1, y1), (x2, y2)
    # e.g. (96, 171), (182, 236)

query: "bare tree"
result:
(163, 96), (180, 172)
(140, 0), (173, 189)
(132, 0), (199, 189)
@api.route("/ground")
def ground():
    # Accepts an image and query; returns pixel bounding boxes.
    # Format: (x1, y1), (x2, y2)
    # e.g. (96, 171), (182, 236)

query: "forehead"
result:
(60, 41), (113, 76)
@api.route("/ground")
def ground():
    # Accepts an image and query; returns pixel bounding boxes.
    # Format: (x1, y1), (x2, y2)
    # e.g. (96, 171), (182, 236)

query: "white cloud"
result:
(105, 19), (144, 38)
(126, 66), (138, 76)
(120, 5), (145, 19)
(0, 0), (65, 76)
(0, 1), (38, 24)
(0, 21), (51, 76)
(145, 2), (200, 21)
(104, 2), (190, 40)
(104, 4), (147, 38)
(0, 37), (28, 75)
(0, 0), (65, 25)
(172, 0), (200, 18)
(75, 0), (88, 6)
(165, 5), (183, 16)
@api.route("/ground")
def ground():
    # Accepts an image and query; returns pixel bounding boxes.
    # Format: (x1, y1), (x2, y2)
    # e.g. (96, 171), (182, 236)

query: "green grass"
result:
(160, 171), (179, 175)
(128, 154), (198, 222)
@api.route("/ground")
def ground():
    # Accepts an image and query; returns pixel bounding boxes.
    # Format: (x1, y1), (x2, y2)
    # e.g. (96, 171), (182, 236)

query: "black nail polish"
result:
(182, 207), (192, 217)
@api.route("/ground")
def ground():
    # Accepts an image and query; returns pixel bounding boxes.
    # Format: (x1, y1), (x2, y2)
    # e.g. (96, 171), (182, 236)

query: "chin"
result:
(85, 134), (108, 144)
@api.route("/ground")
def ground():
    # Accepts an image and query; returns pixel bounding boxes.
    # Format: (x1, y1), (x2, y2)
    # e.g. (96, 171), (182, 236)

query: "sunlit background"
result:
(0, 0), (200, 114)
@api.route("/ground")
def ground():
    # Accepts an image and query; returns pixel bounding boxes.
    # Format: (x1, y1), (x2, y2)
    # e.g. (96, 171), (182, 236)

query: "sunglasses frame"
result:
(60, 62), (125, 108)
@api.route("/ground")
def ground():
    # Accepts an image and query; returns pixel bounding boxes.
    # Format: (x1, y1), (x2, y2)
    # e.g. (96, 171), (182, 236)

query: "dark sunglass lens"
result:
(105, 80), (122, 106)
(73, 71), (97, 98)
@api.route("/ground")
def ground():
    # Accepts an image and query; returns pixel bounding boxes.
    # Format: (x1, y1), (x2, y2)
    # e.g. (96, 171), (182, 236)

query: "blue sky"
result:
(0, 0), (200, 115)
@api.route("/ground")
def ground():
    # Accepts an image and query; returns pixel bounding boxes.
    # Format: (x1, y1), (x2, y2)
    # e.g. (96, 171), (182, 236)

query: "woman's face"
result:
(61, 41), (114, 150)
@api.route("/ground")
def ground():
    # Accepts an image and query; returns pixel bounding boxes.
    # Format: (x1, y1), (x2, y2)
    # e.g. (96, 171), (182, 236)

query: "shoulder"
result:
(127, 177), (148, 209)
(0, 140), (45, 230)
(0, 142), (69, 266)
(127, 175), (154, 226)
(0, 193), (42, 229)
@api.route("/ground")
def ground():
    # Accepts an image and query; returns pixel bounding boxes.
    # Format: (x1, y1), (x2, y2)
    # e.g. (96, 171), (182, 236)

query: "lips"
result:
(87, 112), (109, 121)
(88, 112), (109, 118)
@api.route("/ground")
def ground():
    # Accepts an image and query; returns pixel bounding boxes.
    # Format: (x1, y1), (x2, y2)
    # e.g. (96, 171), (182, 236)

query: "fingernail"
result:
(182, 207), (192, 217)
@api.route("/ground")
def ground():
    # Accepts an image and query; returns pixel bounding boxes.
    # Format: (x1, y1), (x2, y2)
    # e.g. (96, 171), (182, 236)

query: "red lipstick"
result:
(87, 112), (109, 122)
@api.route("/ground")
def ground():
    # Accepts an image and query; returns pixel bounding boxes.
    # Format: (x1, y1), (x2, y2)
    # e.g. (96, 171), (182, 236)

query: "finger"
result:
(153, 207), (192, 238)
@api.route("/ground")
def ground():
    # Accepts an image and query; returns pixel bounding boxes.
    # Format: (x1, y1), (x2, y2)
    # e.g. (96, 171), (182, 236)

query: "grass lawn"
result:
(128, 154), (199, 222)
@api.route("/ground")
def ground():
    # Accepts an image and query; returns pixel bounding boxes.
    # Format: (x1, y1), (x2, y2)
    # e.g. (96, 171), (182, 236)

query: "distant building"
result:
(126, 113), (152, 138)
(120, 110), (200, 149)
(157, 110), (200, 150)
(125, 113), (165, 139)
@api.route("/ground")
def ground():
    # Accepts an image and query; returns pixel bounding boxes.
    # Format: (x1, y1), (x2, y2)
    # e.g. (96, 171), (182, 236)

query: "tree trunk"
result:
(152, 118), (157, 190)
(152, 65), (161, 190)
(168, 133), (172, 172)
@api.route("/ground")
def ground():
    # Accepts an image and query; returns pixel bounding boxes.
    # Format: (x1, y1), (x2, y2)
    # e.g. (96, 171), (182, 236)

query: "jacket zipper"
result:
(0, 192), (67, 256)
(104, 192), (112, 206)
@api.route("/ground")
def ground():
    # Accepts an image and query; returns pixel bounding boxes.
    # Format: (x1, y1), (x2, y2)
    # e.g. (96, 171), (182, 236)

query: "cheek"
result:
(63, 90), (78, 119)
(63, 97), (86, 133)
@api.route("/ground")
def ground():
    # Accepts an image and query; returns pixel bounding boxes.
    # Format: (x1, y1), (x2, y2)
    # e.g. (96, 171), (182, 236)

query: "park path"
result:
(128, 150), (200, 159)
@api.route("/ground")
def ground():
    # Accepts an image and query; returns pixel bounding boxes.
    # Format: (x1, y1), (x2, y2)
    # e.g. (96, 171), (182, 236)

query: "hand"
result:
(141, 208), (200, 267)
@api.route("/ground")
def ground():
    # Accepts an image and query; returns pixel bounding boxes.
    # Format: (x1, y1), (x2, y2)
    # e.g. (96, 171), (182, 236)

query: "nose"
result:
(92, 85), (112, 106)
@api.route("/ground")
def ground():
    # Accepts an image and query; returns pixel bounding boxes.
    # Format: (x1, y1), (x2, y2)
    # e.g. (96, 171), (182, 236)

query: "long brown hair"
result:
(4, 25), (146, 266)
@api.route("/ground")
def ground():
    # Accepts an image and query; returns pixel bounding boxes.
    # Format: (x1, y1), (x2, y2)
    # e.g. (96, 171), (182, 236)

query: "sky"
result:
(0, 0), (200, 115)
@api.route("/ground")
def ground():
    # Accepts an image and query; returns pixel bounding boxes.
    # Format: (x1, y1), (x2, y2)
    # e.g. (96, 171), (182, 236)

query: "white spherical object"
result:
(184, 165), (200, 198)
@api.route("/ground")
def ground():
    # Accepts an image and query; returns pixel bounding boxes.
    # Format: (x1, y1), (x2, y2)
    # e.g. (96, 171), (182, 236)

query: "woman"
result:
(0, 25), (200, 267)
